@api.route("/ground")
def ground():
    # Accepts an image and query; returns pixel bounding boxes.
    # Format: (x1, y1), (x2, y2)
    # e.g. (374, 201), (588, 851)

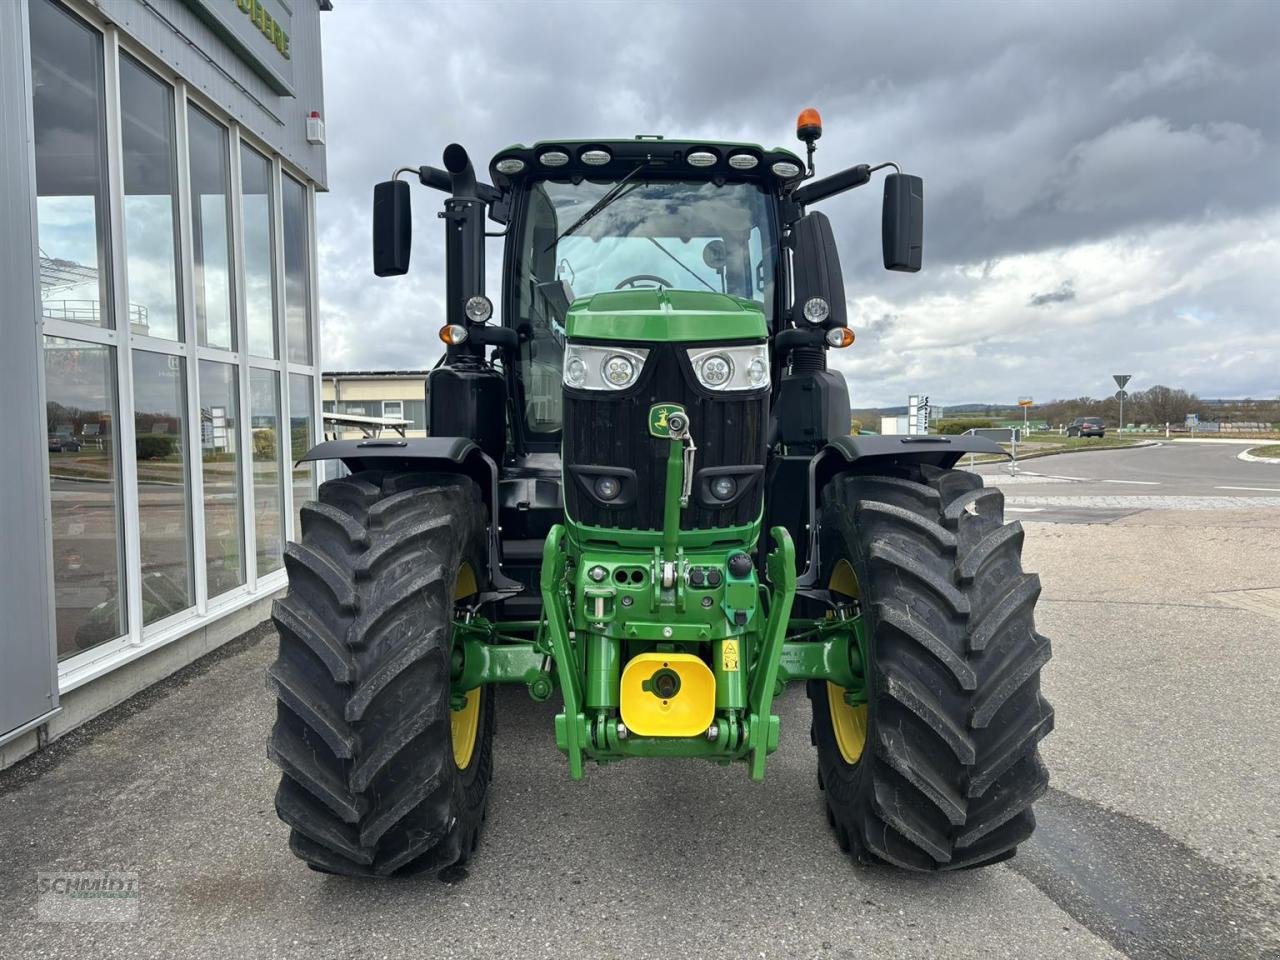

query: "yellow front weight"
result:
(619, 652), (715, 737)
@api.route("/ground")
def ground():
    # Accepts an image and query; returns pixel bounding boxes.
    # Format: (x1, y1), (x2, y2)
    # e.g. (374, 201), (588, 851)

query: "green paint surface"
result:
(565, 289), (767, 342)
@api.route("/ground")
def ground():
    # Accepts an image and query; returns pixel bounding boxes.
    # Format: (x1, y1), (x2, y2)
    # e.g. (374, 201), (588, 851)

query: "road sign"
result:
(1017, 397), (1034, 408)
(1113, 378), (1131, 435)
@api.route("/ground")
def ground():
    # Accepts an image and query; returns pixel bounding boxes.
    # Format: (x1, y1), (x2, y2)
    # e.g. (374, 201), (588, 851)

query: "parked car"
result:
(1066, 416), (1106, 438)
(48, 435), (82, 453)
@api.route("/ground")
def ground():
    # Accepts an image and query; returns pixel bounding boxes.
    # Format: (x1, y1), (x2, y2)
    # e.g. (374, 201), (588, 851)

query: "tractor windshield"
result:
(521, 178), (777, 309)
(511, 178), (779, 441)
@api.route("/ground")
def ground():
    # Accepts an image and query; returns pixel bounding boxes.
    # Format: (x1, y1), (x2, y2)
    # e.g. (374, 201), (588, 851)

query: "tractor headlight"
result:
(464, 295), (493, 323)
(710, 476), (737, 501)
(699, 354), (733, 387)
(803, 297), (830, 324)
(603, 354), (637, 388)
(562, 344), (649, 391)
(688, 344), (770, 392)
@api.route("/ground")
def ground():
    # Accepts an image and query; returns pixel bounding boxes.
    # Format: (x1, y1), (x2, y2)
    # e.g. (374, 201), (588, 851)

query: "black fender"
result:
(820, 433), (1006, 472)
(769, 434), (1008, 594)
(297, 437), (522, 600)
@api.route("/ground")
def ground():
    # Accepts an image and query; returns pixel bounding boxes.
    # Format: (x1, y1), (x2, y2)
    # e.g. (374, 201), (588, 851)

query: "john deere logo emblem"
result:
(648, 403), (686, 438)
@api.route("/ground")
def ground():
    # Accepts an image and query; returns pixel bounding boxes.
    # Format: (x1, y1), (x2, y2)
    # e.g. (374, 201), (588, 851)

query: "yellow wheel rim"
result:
(827, 682), (868, 765)
(451, 688), (481, 769)
(451, 563), (481, 769)
(827, 559), (868, 765)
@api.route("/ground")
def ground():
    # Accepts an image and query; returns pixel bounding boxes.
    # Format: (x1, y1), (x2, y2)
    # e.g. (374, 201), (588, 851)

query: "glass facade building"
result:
(1, 0), (329, 753)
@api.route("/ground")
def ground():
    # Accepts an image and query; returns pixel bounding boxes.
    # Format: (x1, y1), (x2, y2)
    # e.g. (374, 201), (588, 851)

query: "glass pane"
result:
(199, 361), (245, 597)
(44, 337), (126, 657)
(133, 351), (194, 623)
(30, 0), (112, 329)
(404, 399), (426, 433)
(288, 373), (315, 539)
(188, 108), (235, 351)
(250, 368), (284, 574)
(282, 174), (312, 364)
(120, 55), (180, 340)
(241, 146), (276, 358)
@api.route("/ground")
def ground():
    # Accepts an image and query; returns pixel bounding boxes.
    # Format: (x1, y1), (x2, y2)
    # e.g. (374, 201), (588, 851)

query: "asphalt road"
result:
(2, 443), (1278, 959)
(972, 441), (1280, 522)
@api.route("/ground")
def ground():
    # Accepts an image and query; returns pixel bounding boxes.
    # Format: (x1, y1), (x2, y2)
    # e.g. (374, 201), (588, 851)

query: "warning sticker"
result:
(721, 638), (740, 672)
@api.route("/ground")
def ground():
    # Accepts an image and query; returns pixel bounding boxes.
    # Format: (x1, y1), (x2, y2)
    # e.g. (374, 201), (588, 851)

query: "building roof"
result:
(322, 370), (432, 378)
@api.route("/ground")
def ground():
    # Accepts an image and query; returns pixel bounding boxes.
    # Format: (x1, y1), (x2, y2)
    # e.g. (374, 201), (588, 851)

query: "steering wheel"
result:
(615, 274), (674, 290)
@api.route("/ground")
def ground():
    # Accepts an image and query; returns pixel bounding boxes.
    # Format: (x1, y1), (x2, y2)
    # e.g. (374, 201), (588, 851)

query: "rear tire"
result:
(808, 464), (1053, 870)
(266, 470), (493, 877)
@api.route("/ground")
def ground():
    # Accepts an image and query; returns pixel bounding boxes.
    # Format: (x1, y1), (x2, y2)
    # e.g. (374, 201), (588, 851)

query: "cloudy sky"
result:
(314, 0), (1279, 408)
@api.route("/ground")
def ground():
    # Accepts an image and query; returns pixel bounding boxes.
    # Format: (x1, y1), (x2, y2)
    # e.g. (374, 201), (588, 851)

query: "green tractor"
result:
(267, 111), (1053, 877)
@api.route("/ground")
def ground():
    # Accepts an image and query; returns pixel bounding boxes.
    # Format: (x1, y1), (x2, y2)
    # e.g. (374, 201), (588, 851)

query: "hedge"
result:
(935, 418), (995, 435)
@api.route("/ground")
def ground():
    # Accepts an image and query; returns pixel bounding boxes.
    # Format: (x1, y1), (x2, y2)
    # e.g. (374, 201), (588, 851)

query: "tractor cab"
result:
(363, 126), (924, 610)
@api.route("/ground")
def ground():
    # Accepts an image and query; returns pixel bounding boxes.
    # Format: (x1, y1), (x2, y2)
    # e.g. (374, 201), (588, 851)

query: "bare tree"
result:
(1135, 385), (1201, 426)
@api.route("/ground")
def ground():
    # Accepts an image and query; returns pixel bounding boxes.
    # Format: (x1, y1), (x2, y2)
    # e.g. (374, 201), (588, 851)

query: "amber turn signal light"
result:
(439, 324), (469, 345)
(825, 327), (854, 348)
(796, 107), (823, 143)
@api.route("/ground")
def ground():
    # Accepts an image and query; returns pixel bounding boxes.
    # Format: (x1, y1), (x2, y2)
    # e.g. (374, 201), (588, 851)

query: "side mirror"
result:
(882, 173), (923, 272)
(372, 179), (411, 277)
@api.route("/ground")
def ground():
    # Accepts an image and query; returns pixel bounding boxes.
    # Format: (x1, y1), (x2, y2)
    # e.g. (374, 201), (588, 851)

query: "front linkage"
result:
(449, 406), (866, 782)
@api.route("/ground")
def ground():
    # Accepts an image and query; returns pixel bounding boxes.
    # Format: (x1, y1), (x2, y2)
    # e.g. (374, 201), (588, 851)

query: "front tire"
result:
(809, 465), (1053, 870)
(266, 470), (493, 877)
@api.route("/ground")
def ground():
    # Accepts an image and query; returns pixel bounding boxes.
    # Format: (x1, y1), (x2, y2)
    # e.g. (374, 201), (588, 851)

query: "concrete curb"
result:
(968, 440), (1160, 465)
(1170, 437), (1274, 445)
(1238, 448), (1280, 465)
(1017, 439), (1161, 462)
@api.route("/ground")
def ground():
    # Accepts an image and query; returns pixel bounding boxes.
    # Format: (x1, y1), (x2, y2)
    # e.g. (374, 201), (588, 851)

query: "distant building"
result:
(323, 370), (431, 438)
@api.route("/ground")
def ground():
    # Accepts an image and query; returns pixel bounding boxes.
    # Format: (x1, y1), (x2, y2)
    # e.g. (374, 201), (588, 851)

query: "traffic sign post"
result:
(1113, 375), (1131, 436)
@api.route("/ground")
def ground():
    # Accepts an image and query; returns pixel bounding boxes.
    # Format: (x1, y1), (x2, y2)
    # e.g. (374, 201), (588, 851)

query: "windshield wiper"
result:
(545, 162), (648, 250)
(646, 237), (717, 293)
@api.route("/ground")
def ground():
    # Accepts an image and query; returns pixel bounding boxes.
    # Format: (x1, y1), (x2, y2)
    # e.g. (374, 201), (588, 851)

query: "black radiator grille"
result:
(563, 342), (768, 531)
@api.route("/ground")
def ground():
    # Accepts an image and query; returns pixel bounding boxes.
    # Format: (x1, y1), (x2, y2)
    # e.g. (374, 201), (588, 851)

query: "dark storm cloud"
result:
(315, 0), (1279, 403)
(1029, 281), (1076, 307)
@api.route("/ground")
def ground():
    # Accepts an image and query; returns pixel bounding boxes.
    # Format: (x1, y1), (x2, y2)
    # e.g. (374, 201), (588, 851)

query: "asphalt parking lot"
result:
(976, 439), (1280, 522)
(2, 442), (1278, 959)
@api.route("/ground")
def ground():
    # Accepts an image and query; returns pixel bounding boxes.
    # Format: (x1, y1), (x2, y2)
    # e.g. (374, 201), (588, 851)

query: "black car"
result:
(1066, 416), (1105, 438)
(48, 435), (82, 453)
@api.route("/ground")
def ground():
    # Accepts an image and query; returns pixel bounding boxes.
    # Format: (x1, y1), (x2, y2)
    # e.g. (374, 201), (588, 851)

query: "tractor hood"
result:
(564, 289), (766, 342)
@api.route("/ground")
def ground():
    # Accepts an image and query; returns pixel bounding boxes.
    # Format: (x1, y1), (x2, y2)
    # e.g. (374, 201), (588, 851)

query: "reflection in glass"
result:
(133, 351), (194, 623)
(251, 368), (285, 574)
(199, 361), (245, 597)
(44, 337), (126, 657)
(288, 373), (315, 539)
(241, 146), (276, 357)
(282, 174), (312, 364)
(30, 0), (112, 329)
(120, 55), (180, 341)
(188, 108), (235, 351)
